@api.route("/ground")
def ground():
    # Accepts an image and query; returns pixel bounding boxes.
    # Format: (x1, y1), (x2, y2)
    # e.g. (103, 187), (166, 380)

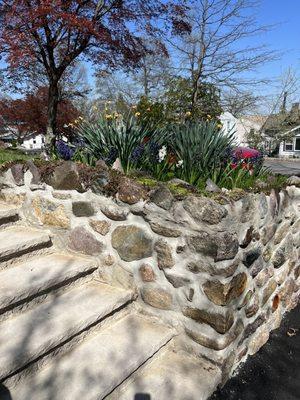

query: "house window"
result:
(42, 137), (45, 144)
(284, 141), (294, 151)
(33, 139), (36, 144)
(295, 138), (300, 151)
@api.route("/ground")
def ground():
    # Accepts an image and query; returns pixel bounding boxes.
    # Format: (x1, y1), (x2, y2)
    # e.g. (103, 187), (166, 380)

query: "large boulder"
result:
(118, 178), (146, 205)
(50, 161), (82, 191)
(149, 185), (174, 210)
(112, 225), (153, 262)
(183, 196), (227, 225)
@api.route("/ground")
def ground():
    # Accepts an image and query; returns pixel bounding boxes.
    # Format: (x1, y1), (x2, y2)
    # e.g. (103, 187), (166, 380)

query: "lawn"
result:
(0, 148), (33, 165)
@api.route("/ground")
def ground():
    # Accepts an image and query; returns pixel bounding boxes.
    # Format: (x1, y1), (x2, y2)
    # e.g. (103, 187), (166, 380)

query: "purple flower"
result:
(56, 140), (74, 160)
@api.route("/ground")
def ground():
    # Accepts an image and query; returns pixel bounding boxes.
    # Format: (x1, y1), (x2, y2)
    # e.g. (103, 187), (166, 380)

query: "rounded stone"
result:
(139, 264), (156, 282)
(112, 225), (153, 262)
(118, 178), (146, 205)
(183, 196), (227, 225)
(72, 201), (95, 217)
(154, 239), (175, 269)
(141, 287), (173, 310)
(89, 219), (111, 236)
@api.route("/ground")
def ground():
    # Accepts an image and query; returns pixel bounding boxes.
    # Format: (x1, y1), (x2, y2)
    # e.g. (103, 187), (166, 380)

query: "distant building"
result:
(21, 133), (46, 150)
(220, 112), (267, 147)
(277, 126), (300, 158)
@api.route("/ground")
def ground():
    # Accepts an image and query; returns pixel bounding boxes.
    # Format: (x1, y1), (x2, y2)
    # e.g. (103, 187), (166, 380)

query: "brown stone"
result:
(89, 219), (111, 236)
(139, 264), (156, 282)
(270, 188), (280, 218)
(240, 226), (254, 248)
(186, 319), (244, 351)
(11, 163), (24, 186)
(278, 278), (297, 307)
(272, 234), (293, 268)
(240, 314), (268, 344)
(258, 193), (268, 218)
(245, 293), (259, 318)
(183, 307), (234, 334)
(112, 225), (153, 262)
(50, 161), (82, 191)
(164, 271), (191, 288)
(32, 197), (70, 228)
(141, 287), (173, 310)
(154, 239), (175, 269)
(261, 279), (277, 306)
(187, 258), (239, 278)
(238, 290), (254, 309)
(202, 272), (247, 306)
(183, 196), (227, 225)
(68, 227), (104, 255)
(118, 178), (146, 205)
(248, 325), (269, 356)
(249, 256), (265, 278)
(103, 254), (115, 266)
(240, 195), (255, 223)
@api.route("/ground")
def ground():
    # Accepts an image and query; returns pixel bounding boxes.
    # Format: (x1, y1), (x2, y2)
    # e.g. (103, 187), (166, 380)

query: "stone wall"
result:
(1, 166), (299, 383)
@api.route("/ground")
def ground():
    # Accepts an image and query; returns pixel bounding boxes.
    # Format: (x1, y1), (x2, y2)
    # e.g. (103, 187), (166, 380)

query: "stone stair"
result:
(0, 201), (220, 400)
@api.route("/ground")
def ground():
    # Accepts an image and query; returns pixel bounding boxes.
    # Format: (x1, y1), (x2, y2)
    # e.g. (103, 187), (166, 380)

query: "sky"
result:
(1, 0), (300, 102)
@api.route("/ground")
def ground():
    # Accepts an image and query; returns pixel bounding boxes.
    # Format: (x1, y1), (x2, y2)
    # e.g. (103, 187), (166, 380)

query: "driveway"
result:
(264, 158), (300, 176)
(209, 303), (300, 400)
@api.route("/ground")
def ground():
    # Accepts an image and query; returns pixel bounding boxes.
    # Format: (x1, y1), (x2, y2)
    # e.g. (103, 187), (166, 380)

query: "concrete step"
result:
(0, 226), (52, 265)
(0, 253), (98, 317)
(0, 202), (19, 225)
(8, 314), (175, 400)
(108, 348), (222, 400)
(0, 282), (134, 382)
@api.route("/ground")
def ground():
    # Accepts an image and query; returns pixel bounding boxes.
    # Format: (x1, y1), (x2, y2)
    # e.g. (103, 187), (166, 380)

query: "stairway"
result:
(0, 202), (221, 400)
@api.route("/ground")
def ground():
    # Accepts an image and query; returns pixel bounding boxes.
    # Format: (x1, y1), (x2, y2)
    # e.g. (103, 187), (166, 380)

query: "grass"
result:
(0, 148), (33, 165)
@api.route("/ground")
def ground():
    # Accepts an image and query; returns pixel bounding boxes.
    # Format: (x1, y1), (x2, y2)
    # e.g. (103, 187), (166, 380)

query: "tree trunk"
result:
(46, 80), (59, 143)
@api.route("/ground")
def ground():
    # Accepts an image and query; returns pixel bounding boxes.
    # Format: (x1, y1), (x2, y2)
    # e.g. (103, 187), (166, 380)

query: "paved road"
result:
(209, 304), (300, 400)
(264, 159), (300, 176)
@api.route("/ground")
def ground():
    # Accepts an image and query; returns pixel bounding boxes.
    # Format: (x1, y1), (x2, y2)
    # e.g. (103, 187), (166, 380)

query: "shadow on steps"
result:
(0, 383), (12, 400)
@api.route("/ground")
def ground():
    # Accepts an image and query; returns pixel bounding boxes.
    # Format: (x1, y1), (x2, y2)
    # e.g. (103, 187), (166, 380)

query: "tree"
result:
(0, 0), (187, 140)
(167, 0), (276, 113)
(164, 76), (222, 121)
(0, 87), (79, 143)
(222, 90), (260, 117)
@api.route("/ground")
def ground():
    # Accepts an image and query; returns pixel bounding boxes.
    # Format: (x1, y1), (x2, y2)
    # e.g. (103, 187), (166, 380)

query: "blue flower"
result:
(56, 140), (75, 160)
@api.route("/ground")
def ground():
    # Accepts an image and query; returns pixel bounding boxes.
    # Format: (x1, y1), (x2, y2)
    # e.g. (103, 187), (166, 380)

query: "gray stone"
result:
(147, 218), (181, 237)
(89, 220), (111, 236)
(240, 314), (268, 344)
(186, 288), (194, 302)
(112, 225), (153, 262)
(272, 234), (293, 268)
(68, 227), (104, 256)
(255, 266), (274, 288)
(240, 195), (255, 223)
(183, 307), (234, 334)
(141, 286), (173, 310)
(240, 226), (254, 248)
(26, 160), (41, 184)
(183, 196), (227, 225)
(287, 175), (300, 187)
(270, 189), (280, 218)
(32, 196), (70, 228)
(154, 239), (175, 269)
(51, 161), (82, 191)
(187, 231), (239, 261)
(149, 185), (174, 210)
(187, 258), (240, 278)
(203, 272), (247, 306)
(101, 204), (129, 221)
(205, 179), (221, 193)
(261, 223), (277, 245)
(258, 193), (268, 218)
(243, 247), (262, 268)
(164, 271), (191, 288)
(238, 289), (254, 309)
(72, 201), (95, 217)
(274, 221), (291, 245)
(11, 164), (24, 186)
(249, 256), (265, 278)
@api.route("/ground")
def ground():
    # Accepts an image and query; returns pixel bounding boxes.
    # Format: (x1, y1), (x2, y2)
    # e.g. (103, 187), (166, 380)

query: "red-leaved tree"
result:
(0, 0), (189, 141)
(0, 87), (79, 143)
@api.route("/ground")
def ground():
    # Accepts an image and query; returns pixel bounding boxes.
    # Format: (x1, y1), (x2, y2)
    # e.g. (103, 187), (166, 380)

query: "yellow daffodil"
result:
(105, 114), (113, 119)
(185, 111), (192, 116)
(146, 107), (151, 111)
(132, 105), (137, 110)
(135, 112), (141, 117)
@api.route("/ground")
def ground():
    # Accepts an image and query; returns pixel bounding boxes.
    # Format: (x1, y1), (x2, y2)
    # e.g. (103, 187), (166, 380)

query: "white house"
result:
(220, 112), (266, 146)
(278, 126), (300, 158)
(21, 134), (46, 150)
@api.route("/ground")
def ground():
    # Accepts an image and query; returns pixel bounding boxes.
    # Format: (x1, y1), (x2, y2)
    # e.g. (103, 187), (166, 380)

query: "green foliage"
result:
(77, 114), (152, 174)
(164, 77), (223, 122)
(135, 96), (166, 129)
(156, 121), (235, 186)
(0, 148), (32, 165)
